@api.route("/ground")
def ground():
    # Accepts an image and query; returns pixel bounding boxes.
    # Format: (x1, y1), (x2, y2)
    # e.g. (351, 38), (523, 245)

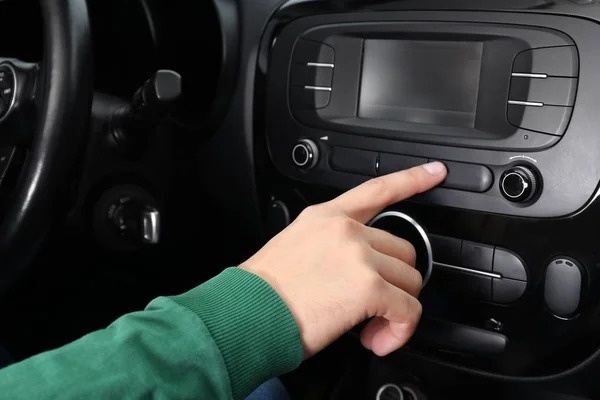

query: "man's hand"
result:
(240, 162), (447, 358)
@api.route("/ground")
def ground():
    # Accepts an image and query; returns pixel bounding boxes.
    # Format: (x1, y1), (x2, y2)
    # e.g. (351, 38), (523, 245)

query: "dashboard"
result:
(257, 0), (600, 393)
(2, 0), (600, 398)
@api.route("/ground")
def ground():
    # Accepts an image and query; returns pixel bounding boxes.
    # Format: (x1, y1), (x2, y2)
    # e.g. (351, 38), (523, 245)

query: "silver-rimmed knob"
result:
(500, 165), (539, 203)
(368, 211), (433, 288)
(292, 139), (319, 169)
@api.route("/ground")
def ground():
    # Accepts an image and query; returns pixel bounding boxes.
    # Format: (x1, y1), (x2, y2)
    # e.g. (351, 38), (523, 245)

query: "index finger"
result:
(328, 162), (447, 224)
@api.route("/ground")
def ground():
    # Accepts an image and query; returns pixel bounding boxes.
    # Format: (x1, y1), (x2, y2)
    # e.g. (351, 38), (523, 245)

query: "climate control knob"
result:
(500, 166), (539, 203)
(292, 139), (319, 169)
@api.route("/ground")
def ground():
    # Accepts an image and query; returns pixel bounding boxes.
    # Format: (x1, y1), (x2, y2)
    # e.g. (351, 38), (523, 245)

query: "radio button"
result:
(435, 161), (493, 193)
(292, 40), (335, 65)
(493, 248), (527, 281)
(430, 234), (462, 265)
(290, 63), (333, 88)
(507, 103), (572, 136)
(290, 87), (330, 109)
(493, 278), (527, 303)
(330, 147), (377, 177)
(513, 46), (578, 78)
(509, 76), (577, 107)
(378, 153), (426, 176)
(461, 241), (494, 272)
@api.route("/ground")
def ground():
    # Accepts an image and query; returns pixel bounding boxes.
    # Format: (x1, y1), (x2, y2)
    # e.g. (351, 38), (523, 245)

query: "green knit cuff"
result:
(170, 267), (304, 399)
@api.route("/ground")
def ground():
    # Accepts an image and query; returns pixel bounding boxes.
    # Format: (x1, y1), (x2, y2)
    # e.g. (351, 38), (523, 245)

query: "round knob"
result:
(291, 139), (319, 169)
(368, 211), (432, 288)
(500, 166), (539, 203)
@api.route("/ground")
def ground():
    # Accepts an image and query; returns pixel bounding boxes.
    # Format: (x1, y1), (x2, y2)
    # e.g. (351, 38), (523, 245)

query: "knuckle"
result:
(299, 205), (320, 219)
(402, 295), (423, 326)
(331, 216), (360, 237)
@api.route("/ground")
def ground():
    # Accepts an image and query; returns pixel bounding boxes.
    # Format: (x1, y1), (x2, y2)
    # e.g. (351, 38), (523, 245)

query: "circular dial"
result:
(500, 166), (539, 203)
(291, 139), (319, 169)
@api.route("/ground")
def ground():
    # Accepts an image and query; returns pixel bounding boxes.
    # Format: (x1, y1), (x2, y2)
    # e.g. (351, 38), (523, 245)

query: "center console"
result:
(261, 0), (600, 386)
(267, 10), (600, 218)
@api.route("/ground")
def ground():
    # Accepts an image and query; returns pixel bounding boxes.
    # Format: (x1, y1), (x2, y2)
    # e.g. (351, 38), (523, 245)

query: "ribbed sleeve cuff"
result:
(170, 267), (303, 399)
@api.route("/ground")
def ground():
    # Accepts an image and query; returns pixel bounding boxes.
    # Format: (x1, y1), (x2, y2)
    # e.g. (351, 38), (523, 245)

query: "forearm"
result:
(0, 268), (303, 400)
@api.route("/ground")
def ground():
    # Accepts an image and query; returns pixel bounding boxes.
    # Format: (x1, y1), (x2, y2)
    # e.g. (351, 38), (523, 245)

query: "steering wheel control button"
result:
(292, 139), (319, 169)
(493, 248), (527, 281)
(545, 258), (584, 318)
(500, 165), (539, 203)
(330, 147), (377, 177)
(0, 64), (16, 122)
(368, 211), (432, 287)
(461, 241), (494, 272)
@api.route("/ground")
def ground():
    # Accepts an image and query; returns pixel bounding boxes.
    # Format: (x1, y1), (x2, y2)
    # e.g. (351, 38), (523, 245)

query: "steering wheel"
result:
(0, 0), (92, 295)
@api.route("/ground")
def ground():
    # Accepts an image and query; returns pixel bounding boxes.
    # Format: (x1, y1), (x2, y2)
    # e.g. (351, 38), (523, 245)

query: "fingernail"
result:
(422, 161), (446, 175)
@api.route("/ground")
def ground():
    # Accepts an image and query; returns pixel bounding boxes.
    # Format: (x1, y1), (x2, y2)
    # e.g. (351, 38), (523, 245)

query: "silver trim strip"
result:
(434, 261), (502, 279)
(306, 62), (334, 68)
(304, 85), (332, 92)
(511, 72), (548, 79)
(508, 100), (544, 107)
(368, 211), (433, 288)
(0, 63), (18, 124)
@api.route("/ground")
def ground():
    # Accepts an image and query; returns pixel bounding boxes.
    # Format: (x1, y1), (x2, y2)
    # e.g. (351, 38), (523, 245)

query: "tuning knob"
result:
(500, 166), (539, 203)
(291, 139), (319, 169)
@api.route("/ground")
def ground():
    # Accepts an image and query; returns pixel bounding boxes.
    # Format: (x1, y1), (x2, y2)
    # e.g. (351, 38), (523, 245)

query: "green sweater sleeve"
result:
(0, 268), (304, 400)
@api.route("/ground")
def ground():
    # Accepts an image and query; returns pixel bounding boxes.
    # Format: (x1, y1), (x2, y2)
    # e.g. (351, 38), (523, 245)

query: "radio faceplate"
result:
(265, 11), (600, 218)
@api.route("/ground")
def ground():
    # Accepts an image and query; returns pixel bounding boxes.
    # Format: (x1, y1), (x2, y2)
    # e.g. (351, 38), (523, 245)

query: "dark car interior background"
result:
(2, 0), (600, 399)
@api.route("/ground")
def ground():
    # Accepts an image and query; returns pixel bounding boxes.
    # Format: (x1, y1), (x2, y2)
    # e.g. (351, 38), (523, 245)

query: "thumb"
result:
(328, 162), (447, 224)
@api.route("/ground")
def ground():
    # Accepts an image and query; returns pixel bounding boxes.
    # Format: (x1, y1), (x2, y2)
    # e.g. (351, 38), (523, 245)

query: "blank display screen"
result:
(358, 40), (484, 128)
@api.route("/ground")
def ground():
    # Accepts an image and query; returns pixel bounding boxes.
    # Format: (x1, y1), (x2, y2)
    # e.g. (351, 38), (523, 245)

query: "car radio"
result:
(266, 11), (600, 218)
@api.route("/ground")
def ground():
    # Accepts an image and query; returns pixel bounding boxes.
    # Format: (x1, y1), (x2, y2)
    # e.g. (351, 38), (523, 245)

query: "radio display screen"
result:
(358, 40), (484, 128)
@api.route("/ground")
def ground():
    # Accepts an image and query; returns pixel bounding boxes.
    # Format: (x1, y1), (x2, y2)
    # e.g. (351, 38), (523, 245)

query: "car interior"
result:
(1, 0), (600, 399)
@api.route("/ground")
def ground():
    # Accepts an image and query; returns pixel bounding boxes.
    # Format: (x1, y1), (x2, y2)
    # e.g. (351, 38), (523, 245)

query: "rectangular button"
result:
(461, 241), (494, 272)
(290, 64), (333, 88)
(507, 104), (572, 136)
(509, 76), (577, 107)
(493, 278), (527, 304)
(330, 147), (377, 177)
(289, 87), (330, 110)
(292, 40), (335, 64)
(430, 235), (462, 265)
(433, 161), (493, 193)
(432, 267), (492, 301)
(513, 46), (579, 78)
(378, 153), (427, 176)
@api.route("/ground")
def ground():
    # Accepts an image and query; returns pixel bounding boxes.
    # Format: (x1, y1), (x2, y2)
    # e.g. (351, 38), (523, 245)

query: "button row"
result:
(329, 147), (493, 193)
(430, 235), (528, 304)
(289, 40), (335, 110)
(507, 46), (578, 136)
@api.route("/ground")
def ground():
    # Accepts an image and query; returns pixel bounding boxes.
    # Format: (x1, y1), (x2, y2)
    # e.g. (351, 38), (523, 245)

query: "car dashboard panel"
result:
(259, 0), (600, 384)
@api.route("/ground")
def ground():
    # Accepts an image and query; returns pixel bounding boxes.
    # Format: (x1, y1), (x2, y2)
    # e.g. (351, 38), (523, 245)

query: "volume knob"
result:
(292, 139), (319, 169)
(500, 166), (539, 203)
